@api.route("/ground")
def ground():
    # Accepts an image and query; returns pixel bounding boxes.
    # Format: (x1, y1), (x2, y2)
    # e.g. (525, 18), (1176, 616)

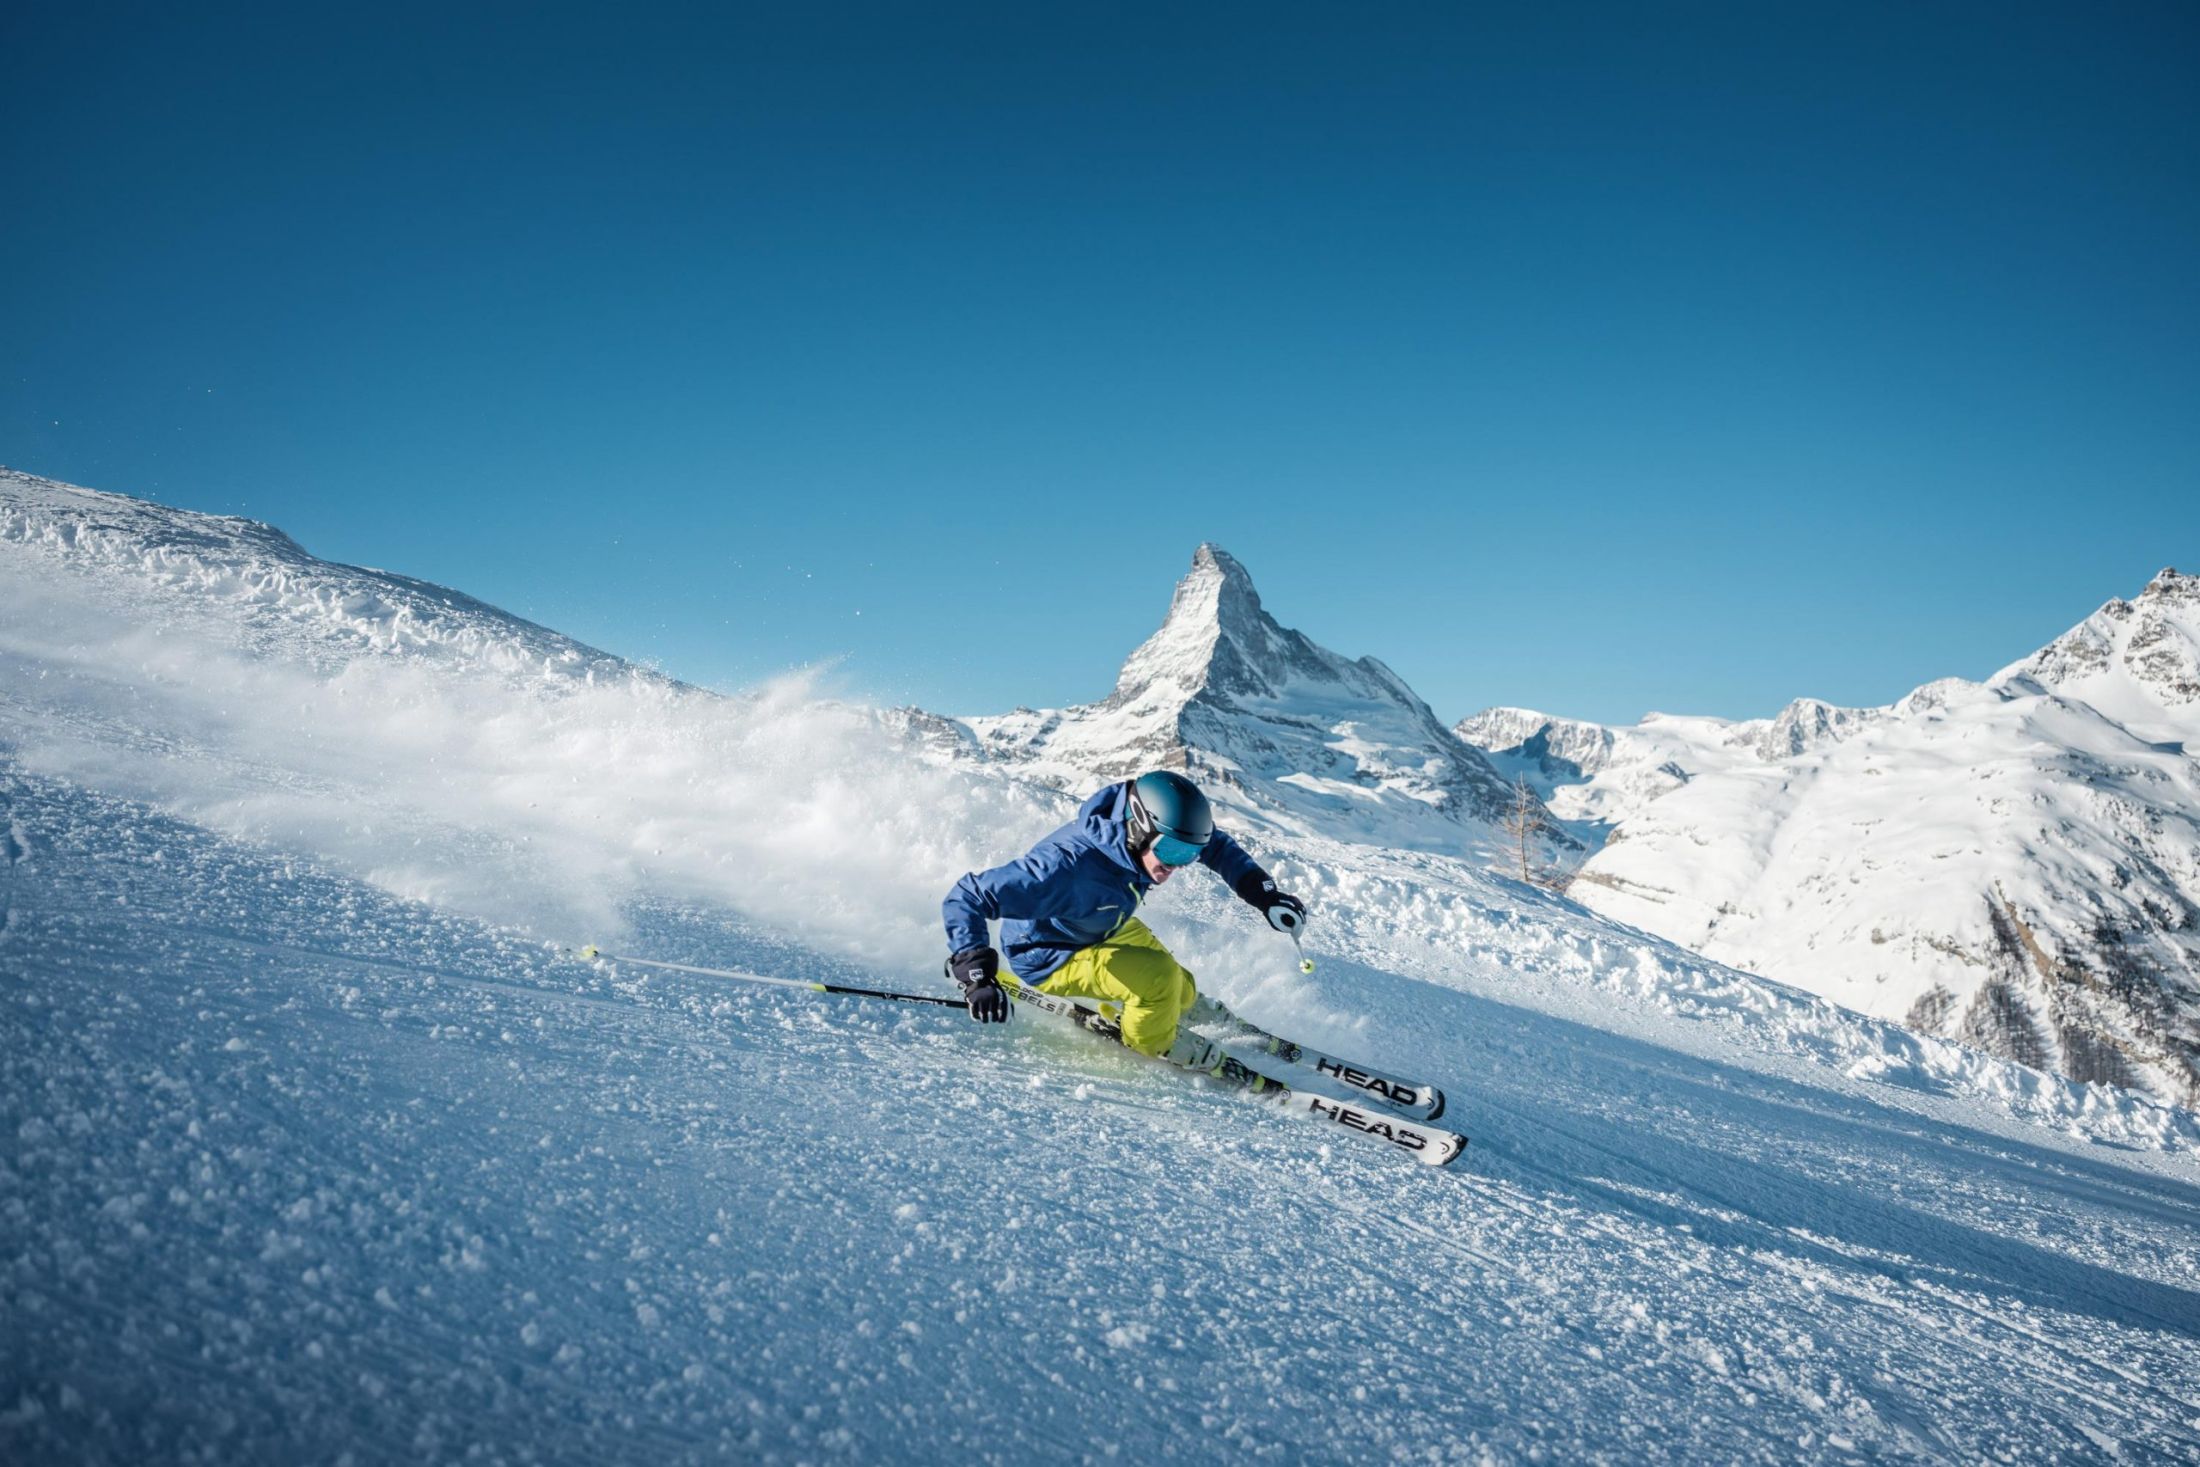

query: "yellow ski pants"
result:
(1029, 917), (1197, 1057)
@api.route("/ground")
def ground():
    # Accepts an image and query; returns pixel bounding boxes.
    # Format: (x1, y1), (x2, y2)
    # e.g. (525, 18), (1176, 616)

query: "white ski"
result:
(1003, 982), (1466, 1167)
(1284, 1091), (1467, 1167)
(1187, 1004), (1447, 1123)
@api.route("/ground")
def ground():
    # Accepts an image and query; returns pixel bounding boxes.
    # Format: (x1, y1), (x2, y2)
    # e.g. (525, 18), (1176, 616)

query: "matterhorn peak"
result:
(1190, 541), (1257, 594)
(958, 544), (1551, 854)
(1117, 549), (1320, 712)
(1111, 543), (1273, 701)
(1184, 542), (1267, 625)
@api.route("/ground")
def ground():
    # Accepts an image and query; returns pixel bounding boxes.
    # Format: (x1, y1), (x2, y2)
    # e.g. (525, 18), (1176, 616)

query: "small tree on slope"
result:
(1500, 778), (1556, 888)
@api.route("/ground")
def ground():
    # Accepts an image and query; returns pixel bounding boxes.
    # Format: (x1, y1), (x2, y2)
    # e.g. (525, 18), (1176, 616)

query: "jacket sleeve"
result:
(942, 843), (1091, 955)
(1198, 828), (1266, 894)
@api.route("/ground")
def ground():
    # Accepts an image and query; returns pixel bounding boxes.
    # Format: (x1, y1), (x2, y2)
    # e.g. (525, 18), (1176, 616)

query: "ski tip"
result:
(1423, 1087), (1446, 1124)
(1421, 1133), (1468, 1167)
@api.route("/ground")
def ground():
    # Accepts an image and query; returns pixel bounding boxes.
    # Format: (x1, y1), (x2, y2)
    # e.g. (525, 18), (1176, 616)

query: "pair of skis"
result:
(999, 979), (1467, 1167)
(574, 945), (1465, 1168)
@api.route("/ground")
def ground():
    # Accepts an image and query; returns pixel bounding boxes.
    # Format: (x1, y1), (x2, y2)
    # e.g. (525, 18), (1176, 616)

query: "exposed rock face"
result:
(1996, 568), (2200, 736)
(1456, 707), (1619, 779)
(958, 546), (1565, 857)
(1748, 698), (1888, 761)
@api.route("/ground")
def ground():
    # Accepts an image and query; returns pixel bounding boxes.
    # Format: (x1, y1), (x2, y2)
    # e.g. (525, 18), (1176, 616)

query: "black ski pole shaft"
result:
(574, 947), (967, 1009)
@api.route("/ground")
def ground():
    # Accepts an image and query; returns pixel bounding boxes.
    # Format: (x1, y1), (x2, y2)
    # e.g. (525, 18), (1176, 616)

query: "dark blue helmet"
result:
(1127, 771), (1213, 866)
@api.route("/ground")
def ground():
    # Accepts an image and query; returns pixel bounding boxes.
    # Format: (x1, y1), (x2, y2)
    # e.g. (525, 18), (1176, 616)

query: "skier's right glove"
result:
(1235, 872), (1309, 935)
(947, 945), (1010, 1024)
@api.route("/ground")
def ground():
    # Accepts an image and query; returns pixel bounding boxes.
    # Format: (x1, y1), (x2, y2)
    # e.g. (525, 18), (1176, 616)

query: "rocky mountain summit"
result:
(953, 545), (1563, 857)
(1995, 567), (2200, 739)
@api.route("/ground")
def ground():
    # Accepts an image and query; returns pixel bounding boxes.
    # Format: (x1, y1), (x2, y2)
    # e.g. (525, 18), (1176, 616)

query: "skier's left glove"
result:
(1235, 872), (1308, 935)
(946, 945), (1011, 1024)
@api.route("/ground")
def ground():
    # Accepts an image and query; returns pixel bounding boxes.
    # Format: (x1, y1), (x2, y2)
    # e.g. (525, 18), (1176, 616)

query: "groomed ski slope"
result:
(11, 766), (2200, 1464)
(5, 474), (2200, 1462)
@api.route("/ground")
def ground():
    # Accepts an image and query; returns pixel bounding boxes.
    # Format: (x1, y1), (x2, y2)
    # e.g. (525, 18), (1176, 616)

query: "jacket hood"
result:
(1076, 780), (1140, 874)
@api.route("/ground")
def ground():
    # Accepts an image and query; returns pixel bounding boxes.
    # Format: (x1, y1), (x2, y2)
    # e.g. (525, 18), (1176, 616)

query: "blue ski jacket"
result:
(942, 780), (1266, 981)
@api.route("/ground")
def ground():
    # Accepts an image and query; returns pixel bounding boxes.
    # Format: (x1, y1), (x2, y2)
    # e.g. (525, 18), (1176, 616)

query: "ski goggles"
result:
(1151, 832), (1207, 867)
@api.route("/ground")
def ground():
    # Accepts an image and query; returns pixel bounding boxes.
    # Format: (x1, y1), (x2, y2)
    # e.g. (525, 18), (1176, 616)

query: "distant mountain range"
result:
(1459, 570), (2200, 1107)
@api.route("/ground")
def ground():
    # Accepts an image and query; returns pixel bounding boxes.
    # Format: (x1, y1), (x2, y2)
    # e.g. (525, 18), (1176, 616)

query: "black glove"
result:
(1235, 872), (1308, 935)
(946, 945), (1010, 1023)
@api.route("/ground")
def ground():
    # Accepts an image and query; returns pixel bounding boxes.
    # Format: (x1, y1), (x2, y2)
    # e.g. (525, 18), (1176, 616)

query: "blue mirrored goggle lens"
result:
(1153, 834), (1206, 867)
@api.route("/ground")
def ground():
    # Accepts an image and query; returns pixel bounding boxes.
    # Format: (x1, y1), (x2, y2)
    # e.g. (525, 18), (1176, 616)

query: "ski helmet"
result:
(1127, 771), (1213, 866)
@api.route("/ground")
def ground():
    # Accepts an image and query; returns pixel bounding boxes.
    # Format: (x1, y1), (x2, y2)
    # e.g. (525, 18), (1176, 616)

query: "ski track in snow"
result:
(6, 764), (2200, 1465)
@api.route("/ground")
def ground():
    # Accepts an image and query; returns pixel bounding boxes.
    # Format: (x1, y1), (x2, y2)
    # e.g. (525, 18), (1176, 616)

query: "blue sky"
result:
(6, 2), (2195, 725)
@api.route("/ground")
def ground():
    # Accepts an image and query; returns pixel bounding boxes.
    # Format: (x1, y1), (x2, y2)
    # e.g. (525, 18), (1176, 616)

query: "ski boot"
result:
(1163, 1027), (1284, 1095)
(1182, 994), (1305, 1065)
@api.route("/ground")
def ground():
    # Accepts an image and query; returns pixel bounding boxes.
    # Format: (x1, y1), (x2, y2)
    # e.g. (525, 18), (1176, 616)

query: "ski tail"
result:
(995, 980), (1092, 1026)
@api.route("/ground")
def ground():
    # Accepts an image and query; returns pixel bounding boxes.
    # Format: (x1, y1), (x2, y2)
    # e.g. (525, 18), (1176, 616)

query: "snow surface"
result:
(6, 468), (2200, 1463)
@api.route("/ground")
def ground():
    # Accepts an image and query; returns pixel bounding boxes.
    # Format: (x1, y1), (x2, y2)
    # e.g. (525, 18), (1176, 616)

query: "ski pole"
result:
(1271, 904), (1315, 973)
(573, 946), (968, 1009)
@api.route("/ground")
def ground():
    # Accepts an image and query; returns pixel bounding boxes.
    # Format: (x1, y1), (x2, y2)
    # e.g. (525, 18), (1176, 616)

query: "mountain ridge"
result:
(1460, 570), (2200, 1106)
(0, 465), (644, 685)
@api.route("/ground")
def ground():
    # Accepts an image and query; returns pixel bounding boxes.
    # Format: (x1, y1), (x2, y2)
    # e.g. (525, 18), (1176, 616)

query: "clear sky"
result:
(6, 2), (2196, 725)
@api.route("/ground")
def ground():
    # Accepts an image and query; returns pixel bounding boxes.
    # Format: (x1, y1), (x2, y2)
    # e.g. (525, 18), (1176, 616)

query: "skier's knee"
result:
(1100, 944), (1185, 1006)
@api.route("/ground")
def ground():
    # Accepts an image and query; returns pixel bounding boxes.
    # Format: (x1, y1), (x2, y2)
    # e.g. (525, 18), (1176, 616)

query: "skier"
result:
(942, 771), (1308, 1066)
(587, 771), (1452, 1161)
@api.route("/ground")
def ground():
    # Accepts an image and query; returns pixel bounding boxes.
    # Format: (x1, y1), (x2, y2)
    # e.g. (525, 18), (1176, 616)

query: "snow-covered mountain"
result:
(1467, 572), (2200, 1108)
(950, 544), (1569, 858)
(7, 467), (2200, 1463)
(1998, 567), (2200, 738)
(1458, 697), (1888, 839)
(0, 467), (645, 685)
